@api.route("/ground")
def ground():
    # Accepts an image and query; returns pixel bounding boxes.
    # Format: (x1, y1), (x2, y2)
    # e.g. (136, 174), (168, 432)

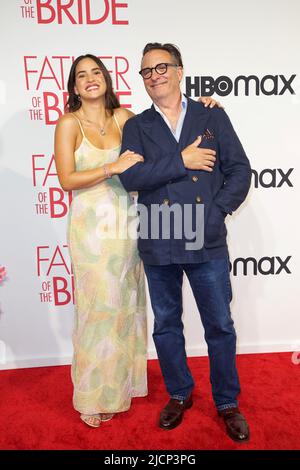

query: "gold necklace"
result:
(82, 113), (109, 136)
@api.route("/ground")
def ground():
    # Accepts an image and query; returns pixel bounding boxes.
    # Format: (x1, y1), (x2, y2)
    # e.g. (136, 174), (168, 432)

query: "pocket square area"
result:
(203, 129), (215, 139)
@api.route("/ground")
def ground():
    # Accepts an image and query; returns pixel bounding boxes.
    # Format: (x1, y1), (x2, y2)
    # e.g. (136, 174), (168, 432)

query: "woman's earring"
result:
(76, 94), (81, 101)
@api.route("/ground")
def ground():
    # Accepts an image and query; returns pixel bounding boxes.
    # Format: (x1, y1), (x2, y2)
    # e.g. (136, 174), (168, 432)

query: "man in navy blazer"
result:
(119, 43), (251, 442)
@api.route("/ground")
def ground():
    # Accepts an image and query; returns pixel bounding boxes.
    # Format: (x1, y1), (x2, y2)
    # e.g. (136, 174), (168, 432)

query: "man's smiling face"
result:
(140, 49), (183, 104)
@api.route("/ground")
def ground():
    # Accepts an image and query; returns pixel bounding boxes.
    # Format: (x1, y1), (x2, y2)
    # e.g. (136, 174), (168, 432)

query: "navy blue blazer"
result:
(119, 98), (251, 265)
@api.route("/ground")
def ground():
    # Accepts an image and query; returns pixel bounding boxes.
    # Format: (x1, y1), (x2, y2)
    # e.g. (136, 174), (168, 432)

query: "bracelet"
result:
(103, 165), (112, 179)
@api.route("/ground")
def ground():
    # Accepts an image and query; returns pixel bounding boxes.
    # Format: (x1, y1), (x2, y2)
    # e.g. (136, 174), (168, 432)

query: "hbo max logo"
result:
(251, 168), (294, 188)
(230, 256), (292, 276)
(186, 74), (296, 96)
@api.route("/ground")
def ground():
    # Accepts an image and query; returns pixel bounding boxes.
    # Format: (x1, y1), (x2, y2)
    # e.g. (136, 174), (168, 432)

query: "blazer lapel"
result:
(179, 97), (210, 149)
(140, 105), (178, 152)
(139, 99), (210, 154)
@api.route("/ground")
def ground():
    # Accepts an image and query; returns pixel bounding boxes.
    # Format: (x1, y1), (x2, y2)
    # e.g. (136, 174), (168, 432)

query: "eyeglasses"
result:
(139, 62), (179, 80)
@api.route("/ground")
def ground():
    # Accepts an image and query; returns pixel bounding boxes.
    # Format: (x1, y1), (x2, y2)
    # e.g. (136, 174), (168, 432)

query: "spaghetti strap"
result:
(71, 113), (85, 137)
(113, 112), (122, 138)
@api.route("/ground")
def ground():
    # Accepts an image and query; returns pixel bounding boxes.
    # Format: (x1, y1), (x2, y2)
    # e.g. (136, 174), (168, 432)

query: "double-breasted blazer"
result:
(119, 97), (251, 265)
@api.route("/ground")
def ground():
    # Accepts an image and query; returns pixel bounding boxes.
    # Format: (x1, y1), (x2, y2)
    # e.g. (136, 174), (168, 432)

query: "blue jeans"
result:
(144, 258), (240, 410)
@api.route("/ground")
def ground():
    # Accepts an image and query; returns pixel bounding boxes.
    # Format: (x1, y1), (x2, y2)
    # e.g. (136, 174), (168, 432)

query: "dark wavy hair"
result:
(142, 43), (183, 67)
(66, 54), (120, 113)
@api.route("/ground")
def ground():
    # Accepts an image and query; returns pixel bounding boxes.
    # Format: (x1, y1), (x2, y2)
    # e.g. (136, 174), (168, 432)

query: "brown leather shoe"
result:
(218, 407), (250, 442)
(159, 396), (193, 430)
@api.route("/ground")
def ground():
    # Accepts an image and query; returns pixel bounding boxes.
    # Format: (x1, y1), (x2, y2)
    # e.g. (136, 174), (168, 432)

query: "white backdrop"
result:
(0, 0), (299, 370)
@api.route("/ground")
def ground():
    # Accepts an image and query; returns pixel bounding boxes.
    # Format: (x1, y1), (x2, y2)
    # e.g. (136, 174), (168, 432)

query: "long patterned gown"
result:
(68, 114), (147, 415)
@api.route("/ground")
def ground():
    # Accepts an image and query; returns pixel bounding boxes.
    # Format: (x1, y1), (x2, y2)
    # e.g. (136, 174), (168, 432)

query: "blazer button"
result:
(195, 196), (202, 203)
(192, 175), (199, 182)
(162, 198), (170, 205)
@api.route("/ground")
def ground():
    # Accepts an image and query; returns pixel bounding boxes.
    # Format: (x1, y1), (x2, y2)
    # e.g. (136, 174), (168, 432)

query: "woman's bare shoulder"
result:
(56, 112), (78, 127)
(114, 107), (135, 127)
(55, 113), (81, 138)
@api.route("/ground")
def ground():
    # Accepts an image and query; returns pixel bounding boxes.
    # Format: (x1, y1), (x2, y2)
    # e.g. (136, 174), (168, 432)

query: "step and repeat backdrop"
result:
(0, 0), (299, 369)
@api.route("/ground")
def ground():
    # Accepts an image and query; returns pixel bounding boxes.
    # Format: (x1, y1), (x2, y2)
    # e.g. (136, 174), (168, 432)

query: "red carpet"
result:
(0, 353), (300, 450)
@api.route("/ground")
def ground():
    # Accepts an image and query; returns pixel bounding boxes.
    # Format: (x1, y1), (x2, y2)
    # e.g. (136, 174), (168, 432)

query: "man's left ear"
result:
(178, 66), (184, 82)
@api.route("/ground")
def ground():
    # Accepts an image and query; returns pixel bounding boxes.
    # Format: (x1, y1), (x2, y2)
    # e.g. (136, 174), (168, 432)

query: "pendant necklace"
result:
(83, 113), (109, 136)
